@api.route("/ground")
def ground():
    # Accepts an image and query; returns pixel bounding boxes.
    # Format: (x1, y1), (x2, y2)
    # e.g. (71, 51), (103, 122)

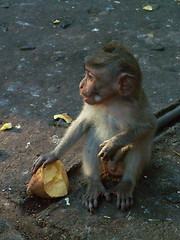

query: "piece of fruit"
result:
(143, 5), (153, 11)
(0, 123), (12, 131)
(53, 113), (72, 123)
(27, 160), (69, 199)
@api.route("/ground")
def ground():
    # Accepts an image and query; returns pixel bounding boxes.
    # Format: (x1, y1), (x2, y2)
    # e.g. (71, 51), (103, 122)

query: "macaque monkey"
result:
(33, 42), (157, 212)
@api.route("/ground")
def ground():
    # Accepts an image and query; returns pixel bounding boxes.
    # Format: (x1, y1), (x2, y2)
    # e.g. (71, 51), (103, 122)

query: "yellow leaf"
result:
(143, 5), (153, 11)
(54, 113), (72, 123)
(0, 123), (12, 131)
(147, 33), (154, 38)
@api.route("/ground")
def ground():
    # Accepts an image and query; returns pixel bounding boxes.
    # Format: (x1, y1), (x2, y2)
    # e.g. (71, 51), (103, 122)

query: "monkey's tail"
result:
(156, 105), (180, 134)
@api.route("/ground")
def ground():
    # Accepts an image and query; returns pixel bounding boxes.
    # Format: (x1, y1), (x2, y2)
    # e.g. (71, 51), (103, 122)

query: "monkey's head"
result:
(79, 42), (142, 105)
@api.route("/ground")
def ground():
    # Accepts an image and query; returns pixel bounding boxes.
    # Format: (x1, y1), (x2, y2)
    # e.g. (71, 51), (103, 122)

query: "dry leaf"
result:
(0, 123), (12, 131)
(54, 113), (72, 123)
(143, 5), (153, 11)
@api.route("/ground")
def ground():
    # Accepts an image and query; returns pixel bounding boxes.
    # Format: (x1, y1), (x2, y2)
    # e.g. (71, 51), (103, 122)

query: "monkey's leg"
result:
(113, 138), (152, 211)
(82, 129), (111, 213)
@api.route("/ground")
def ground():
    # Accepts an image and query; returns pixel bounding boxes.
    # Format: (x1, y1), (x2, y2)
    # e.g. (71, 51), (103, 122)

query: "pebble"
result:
(149, 22), (160, 30)
(51, 51), (65, 61)
(166, 192), (180, 203)
(0, 25), (8, 32)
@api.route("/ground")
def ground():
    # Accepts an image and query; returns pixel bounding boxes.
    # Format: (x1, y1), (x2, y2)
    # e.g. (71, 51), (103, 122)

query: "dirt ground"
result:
(0, 0), (180, 239)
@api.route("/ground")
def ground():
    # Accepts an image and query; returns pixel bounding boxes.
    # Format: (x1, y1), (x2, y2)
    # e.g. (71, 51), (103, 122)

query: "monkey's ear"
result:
(118, 73), (136, 96)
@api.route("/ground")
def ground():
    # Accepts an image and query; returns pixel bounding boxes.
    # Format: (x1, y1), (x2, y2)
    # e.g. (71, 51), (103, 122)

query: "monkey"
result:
(32, 42), (158, 213)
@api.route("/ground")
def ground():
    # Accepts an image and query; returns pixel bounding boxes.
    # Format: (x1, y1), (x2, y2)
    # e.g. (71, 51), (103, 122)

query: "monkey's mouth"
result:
(84, 94), (102, 105)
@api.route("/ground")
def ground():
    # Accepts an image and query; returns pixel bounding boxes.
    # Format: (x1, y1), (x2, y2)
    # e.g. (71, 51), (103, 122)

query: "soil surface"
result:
(0, 0), (179, 239)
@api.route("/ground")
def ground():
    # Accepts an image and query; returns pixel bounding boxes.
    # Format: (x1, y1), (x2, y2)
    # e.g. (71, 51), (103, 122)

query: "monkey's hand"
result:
(98, 137), (123, 161)
(32, 151), (59, 174)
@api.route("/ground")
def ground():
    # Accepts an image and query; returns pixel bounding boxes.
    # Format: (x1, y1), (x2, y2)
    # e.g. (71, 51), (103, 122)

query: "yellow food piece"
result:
(27, 160), (69, 199)
(53, 20), (61, 24)
(54, 113), (72, 123)
(0, 123), (12, 131)
(143, 5), (153, 11)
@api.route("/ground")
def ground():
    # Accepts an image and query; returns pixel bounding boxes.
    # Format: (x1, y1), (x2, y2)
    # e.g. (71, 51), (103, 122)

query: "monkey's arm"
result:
(97, 123), (155, 161)
(32, 114), (90, 173)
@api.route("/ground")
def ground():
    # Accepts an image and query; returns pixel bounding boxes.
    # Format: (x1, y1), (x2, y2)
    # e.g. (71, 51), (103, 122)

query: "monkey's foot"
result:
(112, 180), (134, 211)
(83, 181), (111, 213)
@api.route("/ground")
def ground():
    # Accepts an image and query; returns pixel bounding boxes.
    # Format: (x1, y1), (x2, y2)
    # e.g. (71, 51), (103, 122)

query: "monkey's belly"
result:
(102, 161), (124, 177)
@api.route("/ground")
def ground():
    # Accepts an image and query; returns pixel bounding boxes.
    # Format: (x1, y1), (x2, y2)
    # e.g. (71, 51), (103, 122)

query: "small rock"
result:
(0, 0), (10, 8)
(87, 7), (100, 15)
(98, 10), (110, 16)
(0, 25), (8, 32)
(151, 43), (165, 51)
(20, 46), (36, 51)
(166, 192), (180, 203)
(51, 51), (65, 61)
(149, 23), (160, 30)
(0, 149), (4, 156)
(0, 219), (9, 233)
(58, 20), (72, 29)
(36, 219), (46, 228)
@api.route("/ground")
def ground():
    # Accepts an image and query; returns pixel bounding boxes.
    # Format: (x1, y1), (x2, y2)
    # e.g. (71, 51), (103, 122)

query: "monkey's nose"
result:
(79, 82), (84, 89)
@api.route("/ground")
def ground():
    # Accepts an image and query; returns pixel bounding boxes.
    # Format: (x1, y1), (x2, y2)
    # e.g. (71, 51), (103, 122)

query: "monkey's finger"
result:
(32, 158), (44, 174)
(99, 140), (108, 148)
(99, 143), (106, 148)
(89, 201), (94, 213)
(116, 194), (121, 209)
(83, 196), (89, 209)
(93, 198), (98, 209)
(97, 149), (109, 160)
(121, 200), (126, 211)
(84, 200), (88, 209)
(42, 158), (55, 169)
(101, 153), (110, 162)
(124, 197), (133, 210)
(129, 197), (133, 207)
(32, 156), (43, 168)
(104, 192), (111, 202)
(97, 149), (104, 158)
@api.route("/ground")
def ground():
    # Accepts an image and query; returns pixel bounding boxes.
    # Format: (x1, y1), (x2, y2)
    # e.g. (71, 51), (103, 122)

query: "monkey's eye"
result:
(87, 72), (94, 81)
